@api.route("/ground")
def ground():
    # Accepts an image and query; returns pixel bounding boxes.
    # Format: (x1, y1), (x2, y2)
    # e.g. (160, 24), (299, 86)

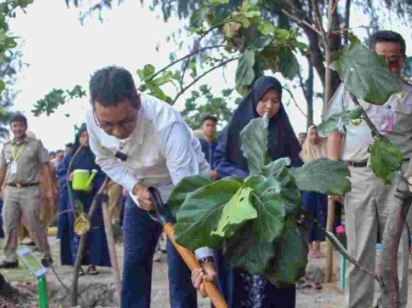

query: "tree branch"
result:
(311, 0), (328, 48)
(71, 177), (110, 306)
(301, 210), (380, 282)
(282, 86), (307, 118)
(327, 0), (338, 35)
(171, 57), (239, 105)
(147, 45), (227, 82)
(281, 8), (322, 36)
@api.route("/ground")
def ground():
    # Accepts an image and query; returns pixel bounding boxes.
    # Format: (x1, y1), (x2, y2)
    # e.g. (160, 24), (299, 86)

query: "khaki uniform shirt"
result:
(326, 80), (412, 162)
(0, 136), (50, 184)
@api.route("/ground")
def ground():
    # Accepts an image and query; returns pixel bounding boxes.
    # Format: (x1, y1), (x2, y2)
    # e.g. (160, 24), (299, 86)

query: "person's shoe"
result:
(0, 261), (18, 269)
(23, 241), (36, 247)
(307, 249), (316, 259)
(313, 250), (325, 259)
(41, 256), (53, 268)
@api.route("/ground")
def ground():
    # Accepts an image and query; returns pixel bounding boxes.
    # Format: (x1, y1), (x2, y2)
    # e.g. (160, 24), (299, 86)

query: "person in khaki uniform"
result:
(327, 31), (412, 308)
(0, 114), (54, 268)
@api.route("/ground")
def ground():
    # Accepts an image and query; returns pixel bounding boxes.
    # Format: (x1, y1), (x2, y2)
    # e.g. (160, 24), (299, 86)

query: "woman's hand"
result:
(191, 262), (217, 298)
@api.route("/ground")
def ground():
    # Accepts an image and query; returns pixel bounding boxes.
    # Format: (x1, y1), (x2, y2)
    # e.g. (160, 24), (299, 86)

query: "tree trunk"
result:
(343, 0), (351, 44)
(305, 58), (314, 128)
(377, 162), (412, 308)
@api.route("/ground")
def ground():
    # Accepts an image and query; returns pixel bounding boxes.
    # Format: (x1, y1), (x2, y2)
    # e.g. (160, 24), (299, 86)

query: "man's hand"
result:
(330, 195), (343, 203)
(208, 170), (220, 181)
(68, 172), (74, 181)
(132, 183), (155, 211)
(191, 262), (217, 298)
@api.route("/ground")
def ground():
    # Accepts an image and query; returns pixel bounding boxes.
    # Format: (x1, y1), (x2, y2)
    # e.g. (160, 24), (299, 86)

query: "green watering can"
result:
(72, 169), (98, 191)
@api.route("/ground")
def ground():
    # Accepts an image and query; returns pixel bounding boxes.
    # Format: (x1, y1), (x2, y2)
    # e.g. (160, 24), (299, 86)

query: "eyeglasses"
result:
(93, 111), (137, 132)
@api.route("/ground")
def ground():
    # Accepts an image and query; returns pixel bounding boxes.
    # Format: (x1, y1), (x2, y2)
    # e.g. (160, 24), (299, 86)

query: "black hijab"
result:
(219, 76), (301, 172)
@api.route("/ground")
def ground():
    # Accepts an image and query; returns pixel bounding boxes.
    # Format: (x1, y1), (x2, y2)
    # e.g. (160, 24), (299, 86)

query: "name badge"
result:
(10, 161), (18, 175)
(380, 107), (393, 132)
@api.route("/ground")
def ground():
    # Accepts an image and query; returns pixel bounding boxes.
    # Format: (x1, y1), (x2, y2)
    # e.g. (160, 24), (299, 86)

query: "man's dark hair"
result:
(89, 66), (139, 108)
(56, 150), (64, 154)
(202, 115), (218, 124)
(65, 143), (73, 148)
(10, 113), (27, 127)
(369, 30), (406, 56)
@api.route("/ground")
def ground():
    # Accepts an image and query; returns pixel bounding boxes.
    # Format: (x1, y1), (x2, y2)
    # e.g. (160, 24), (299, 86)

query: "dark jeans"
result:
(121, 197), (197, 308)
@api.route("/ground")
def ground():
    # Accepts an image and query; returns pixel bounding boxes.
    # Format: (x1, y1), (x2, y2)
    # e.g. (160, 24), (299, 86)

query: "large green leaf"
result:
(330, 43), (400, 105)
(244, 175), (286, 242)
(174, 177), (243, 250)
(318, 106), (364, 138)
(368, 137), (403, 184)
(212, 187), (257, 238)
(240, 115), (269, 175)
(264, 219), (307, 286)
(235, 50), (256, 87)
(279, 46), (299, 80)
(168, 175), (213, 217)
(290, 158), (351, 195)
(223, 222), (275, 275)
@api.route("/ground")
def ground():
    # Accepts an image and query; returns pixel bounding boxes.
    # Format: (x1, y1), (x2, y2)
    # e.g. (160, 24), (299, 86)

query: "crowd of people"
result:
(0, 29), (410, 308)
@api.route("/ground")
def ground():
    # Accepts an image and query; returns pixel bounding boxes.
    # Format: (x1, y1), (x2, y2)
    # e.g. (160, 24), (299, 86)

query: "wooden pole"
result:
(102, 192), (122, 305)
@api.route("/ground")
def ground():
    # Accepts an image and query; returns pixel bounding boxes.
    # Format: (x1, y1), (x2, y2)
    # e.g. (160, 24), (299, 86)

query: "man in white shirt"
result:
(327, 31), (412, 308)
(86, 66), (216, 308)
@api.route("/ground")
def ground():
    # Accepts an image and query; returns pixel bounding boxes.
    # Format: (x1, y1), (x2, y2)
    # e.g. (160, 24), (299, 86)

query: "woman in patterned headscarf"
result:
(300, 125), (328, 259)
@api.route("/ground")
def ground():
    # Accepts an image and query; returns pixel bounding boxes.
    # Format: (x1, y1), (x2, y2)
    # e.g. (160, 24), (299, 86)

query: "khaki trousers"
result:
(344, 163), (411, 308)
(2, 186), (50, 262)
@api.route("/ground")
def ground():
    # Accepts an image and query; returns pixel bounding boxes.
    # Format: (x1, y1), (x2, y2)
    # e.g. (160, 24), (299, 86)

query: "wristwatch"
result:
(198, 256), (214, 264)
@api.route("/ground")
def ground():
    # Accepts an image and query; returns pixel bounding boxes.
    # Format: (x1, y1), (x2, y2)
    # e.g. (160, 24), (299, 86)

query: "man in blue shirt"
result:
(198, 116), (220, 180)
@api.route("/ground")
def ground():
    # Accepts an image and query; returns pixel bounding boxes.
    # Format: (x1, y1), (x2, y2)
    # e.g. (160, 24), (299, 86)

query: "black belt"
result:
(8, 183), (39, 188)
(346, 161), (368, 168)
(346, 158), (410, 168)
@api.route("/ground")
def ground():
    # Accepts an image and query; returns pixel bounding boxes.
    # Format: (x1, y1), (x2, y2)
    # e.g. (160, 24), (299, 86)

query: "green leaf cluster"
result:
(137, 64), (180, 104)
(32, 86), (86, 117)
(169, 116), (351, 286)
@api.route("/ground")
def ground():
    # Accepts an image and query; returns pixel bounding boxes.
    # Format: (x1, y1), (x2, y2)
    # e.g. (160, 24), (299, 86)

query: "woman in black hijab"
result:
(211, 76), (301, 307)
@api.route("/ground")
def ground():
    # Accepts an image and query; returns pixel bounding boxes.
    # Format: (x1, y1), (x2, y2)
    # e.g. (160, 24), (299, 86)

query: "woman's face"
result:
(256, 89), (281, 119)
(79, 130), (89, 147)
(307, 127), (320, 144)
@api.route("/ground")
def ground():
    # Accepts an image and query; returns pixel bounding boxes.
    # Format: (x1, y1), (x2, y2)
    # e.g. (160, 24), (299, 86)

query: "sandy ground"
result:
(0, 236), (411, 307)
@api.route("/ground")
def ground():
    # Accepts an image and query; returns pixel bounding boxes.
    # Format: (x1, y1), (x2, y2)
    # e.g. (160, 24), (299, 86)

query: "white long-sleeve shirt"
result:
(86, 92), (212, 258)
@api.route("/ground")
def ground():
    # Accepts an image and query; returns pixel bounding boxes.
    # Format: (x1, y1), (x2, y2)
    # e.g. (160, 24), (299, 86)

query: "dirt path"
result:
(0, 237), (410, 307)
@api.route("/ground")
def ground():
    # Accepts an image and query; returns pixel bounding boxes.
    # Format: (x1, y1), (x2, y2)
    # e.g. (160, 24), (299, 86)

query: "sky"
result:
(6, 0), (412, 151)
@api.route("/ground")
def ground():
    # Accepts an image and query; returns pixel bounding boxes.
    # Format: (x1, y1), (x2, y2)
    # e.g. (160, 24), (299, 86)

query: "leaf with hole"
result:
(212, 187), (257, 238)
(174, 177), (244, 250)
(330, 43), (400, 104)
